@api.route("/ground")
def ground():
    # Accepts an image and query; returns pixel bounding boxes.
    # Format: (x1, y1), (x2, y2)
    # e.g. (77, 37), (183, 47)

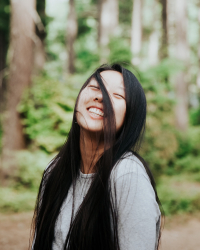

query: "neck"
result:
(79, 129), (104, 174)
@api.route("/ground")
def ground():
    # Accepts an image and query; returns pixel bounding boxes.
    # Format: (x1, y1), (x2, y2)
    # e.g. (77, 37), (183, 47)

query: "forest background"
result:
(0, 0), (200, 217)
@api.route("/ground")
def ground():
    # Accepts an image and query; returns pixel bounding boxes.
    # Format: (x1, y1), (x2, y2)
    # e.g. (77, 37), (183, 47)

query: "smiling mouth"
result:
(88, 107), (104, 117)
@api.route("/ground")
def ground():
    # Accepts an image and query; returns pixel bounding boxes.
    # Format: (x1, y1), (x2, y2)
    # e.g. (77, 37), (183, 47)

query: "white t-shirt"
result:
(51, 153), (161, 250)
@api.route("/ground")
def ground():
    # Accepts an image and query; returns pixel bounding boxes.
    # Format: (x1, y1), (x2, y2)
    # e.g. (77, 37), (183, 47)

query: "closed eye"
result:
(89, 85), (100, 90)
(114, 93), (125, 99)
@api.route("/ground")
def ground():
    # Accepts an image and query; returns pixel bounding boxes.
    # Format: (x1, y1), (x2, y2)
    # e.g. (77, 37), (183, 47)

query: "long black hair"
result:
(31, 64), (163, 250)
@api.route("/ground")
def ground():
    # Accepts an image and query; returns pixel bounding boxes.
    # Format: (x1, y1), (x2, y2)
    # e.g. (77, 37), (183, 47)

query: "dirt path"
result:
(160, 213), (200, 250)
(0, 212), (33, 250)
(0, 212), (200, 250)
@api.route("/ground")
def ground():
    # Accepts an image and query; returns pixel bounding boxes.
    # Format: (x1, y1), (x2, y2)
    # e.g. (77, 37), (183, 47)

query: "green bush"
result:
(76, 48), (100, 73)
(108, 37), (132, 64)
(15, 150), (55, 190)
(174, 127), (200, 175)
(0, 187), (37, 212)
(176, 127), (200, 157)
(190, 107), (200, 126)
(175, 155), (200, 173)
(138, 62), (179, 176)
(157, 175), (200, 215)
(19, 75), (77, 153)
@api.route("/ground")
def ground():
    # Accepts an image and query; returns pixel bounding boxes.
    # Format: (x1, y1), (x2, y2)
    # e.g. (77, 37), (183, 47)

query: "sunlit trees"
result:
(131, 0), (142, 65)
(98, 0), (119, 59)
(66, 0), (78, 74)
(1, 0), (35, 176)
(197, 3), (200, 88)
(148, 0), (159, 66)
(174, 0), (189, 131)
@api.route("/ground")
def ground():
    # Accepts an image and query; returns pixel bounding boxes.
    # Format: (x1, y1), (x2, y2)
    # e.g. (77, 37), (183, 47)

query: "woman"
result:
(31, 64), (162, 250)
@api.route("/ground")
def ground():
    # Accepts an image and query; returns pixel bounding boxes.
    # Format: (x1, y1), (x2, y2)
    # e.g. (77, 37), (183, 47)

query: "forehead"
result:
(99, 70), (124, 88)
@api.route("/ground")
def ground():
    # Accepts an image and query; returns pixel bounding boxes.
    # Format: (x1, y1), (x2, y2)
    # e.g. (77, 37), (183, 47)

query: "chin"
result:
(84, 127), (103, 133)
(79, 120), (103, 132)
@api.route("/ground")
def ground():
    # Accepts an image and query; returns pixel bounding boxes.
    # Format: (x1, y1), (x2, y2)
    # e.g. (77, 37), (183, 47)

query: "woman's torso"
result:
(52, 153), (161, 250)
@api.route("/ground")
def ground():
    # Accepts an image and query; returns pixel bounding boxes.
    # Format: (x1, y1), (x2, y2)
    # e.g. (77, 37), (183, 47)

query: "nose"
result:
(94, 92), (103, 102)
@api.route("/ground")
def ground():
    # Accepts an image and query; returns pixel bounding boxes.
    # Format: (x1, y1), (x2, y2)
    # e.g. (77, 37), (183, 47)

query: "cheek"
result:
(115, 101), (126, 126)
(77, 90), (89, 109)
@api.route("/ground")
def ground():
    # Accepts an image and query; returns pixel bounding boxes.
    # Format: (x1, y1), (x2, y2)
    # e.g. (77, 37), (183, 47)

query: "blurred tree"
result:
(33, 0), (46, 73)
(1, 0), (35, 179)
(175, 0), (189, 131)
(0, 0), (10, 113)
(131, 0), (142, 65)
(197, 2), (200, 89)
(148, 0), (159, 66)
(119, 0), (132, 25)
(98, 0), (119, 60)
(159, 0), (168, 59)
(66, 0), (78, 74)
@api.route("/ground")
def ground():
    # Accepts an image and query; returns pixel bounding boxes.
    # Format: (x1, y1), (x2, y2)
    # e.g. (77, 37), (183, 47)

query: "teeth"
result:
(88, 108), (104, 117)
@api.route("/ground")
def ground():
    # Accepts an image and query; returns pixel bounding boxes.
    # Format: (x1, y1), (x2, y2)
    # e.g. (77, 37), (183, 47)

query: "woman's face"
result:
(76, 70), (126, 133)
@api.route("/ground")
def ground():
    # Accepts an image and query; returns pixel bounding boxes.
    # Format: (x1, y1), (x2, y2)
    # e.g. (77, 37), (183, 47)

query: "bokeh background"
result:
(0, 0), (200, 249)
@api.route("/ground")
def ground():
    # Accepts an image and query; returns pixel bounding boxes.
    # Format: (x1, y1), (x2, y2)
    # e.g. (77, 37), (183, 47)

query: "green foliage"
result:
(36, 0), (53, 28)
(0, 0), (10, 32)
(18, 76), (76, 153)
(176, 127), (200, 157)
(160, 192), (200, 215)
(76, 47), (100, 73)
(190, 107), (200, 126)
(77, 17), (93, 37)
(158, 175), (200, 215)
(0, 187), (36, 212)
(14, 150), (55, 190)
(175, 155), (200, 173)
(136, 61), (179, 176)
(119, 0), (132, 25)
(108, 38), (132, 64)
(174, 127), (200, 174)
(0, 0), (10, 63)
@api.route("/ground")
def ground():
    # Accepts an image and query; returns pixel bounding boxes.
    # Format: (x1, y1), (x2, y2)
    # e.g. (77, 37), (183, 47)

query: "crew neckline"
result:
(79, 169), (96, 178)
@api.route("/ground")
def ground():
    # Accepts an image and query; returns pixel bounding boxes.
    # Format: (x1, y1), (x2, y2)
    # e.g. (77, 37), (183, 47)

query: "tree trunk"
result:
(98, 0), (118, 47)
(131, 0), (142, 65)
(33, 0), (46, 73)
(148, 0), (159, 66)
(167, 0), (176, 56)
(0, 30), (8, 113)
(159, 0), (168, 59)
(98, 0), (119, 60)
(175, 0), (189, 131)
(197, 5), (200, 89)
(1, 0), (35, 178)
(66, 0), (78, 74)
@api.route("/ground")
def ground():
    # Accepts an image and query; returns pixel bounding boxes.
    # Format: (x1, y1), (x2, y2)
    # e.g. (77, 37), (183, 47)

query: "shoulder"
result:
(110, 152), (161, 221)
(111, 151), (150, 183)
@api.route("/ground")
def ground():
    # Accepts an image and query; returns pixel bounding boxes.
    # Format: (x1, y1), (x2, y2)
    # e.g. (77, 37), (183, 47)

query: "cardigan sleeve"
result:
(113, 159), (161, 250)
